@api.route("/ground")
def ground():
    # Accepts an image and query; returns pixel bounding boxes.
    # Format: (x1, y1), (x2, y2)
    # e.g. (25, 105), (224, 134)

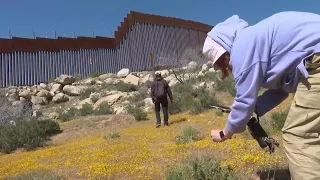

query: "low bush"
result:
(271, 108), (289, 131)
(94, 103), (114, 115)
(89, 73), (102, 78)
(0, 119), (61, 154)
(165, 154), (237, 180)
(79, 87), (98, 100)
(105, 131), (121, 139)
(78, 103), (94, 116)
(4, 170), (65, 180)
(175, 125), (201, 144)
(213, 74), (236, 97)
(0, 96), (32, 125)
(127, 86), (149, 103)
(169, 83), (218, 115)
(115, 82), (138, 92)
(215, 111), (223, 116)
(126, 105), (148, 121)
(56, 107), (78, 122)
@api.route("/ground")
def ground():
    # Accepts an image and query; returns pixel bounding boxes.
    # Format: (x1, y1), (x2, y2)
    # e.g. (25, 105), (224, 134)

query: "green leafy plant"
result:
(165, 154), (237, 180)
(271, 108), (289, 131)
(175, 125), (201, 144)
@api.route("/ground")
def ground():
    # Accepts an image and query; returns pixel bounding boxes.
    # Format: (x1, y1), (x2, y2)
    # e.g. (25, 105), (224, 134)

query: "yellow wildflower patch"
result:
(0, 109), (287, 179)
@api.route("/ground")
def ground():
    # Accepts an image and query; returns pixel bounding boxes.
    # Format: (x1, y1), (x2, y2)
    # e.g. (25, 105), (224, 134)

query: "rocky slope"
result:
(3, 60), (217, 121)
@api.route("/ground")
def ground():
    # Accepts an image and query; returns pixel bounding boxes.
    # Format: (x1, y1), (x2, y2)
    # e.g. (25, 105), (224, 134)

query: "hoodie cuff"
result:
(225, 118), (247, 134)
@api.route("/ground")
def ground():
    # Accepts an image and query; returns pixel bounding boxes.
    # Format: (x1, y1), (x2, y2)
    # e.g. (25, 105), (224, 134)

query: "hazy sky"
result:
(0, 0), (319, 39)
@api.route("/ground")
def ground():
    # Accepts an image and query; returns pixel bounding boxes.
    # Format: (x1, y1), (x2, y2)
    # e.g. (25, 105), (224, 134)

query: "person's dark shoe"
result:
(164, 122), (169, 126)
(156, 124), (161, 128)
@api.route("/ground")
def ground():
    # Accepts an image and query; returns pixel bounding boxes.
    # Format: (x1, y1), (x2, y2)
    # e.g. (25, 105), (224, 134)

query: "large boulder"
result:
(37, 89), (52, 100)
(31, 96), (48, 105)
(187, 61), (198, 72)
(50, 83), (62, 94)
(39, 83), (48, 90)
(169, 78), (179, 87)
(93, 93), (124, 109)
(155, 70), (170, 77)
(165, 74), (175, 83)
(83, 78), (96, 85)
(19, 89), (33, 99)
(139, 74), (153, 85)
(202, 64), (209, 72)
(123, 74), (139, 86)
(55, 74), (76, 85)
(63, 85), (86, 96)
(117, 68), (130, 78)
(104, 78), (121, 85)
(52, 93), (69, 103)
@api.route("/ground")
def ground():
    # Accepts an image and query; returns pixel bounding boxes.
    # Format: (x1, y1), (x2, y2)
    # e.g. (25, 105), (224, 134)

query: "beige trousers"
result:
(282, 54), (320, 180)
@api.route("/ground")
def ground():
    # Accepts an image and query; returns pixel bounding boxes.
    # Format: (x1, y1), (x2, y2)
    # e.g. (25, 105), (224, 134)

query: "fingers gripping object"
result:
(209, 105), (280, 154)
(247, 115), (280, 154)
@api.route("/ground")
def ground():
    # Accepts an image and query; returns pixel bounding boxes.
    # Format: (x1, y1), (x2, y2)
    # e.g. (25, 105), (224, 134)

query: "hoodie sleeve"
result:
(226, 31), (270, 133)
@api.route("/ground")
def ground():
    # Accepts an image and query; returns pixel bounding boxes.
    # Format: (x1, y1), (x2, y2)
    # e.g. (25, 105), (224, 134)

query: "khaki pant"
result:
(282, 54), (320, 180)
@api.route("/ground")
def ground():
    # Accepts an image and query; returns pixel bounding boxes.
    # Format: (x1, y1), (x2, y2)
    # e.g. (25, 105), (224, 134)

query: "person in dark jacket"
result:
(151, 73), (173, 128)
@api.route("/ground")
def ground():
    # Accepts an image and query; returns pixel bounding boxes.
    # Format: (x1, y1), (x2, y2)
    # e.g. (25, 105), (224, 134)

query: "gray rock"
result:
(63, 85), (85, 96)
(117, 68), (130, 78)
(52, 93), (69, 104)
(55, 74), (76, 85)
(31, 96), (49, 105)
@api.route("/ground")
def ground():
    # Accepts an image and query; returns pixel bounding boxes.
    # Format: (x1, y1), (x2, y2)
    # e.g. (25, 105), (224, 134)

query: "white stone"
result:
(117, 68), (130, 78)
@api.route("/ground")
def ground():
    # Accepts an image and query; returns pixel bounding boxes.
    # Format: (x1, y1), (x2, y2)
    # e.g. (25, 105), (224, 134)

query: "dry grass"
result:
(0, 94), (293, 180)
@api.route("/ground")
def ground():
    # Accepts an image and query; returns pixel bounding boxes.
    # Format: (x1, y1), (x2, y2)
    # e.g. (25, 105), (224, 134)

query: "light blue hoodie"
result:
(207, 11), (320, 133)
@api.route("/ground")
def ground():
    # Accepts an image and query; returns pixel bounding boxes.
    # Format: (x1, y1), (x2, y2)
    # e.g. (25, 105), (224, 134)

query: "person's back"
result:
(151, 73), (173, 128)
(205, 11), (320, 180)
(209, 11), (320, 93)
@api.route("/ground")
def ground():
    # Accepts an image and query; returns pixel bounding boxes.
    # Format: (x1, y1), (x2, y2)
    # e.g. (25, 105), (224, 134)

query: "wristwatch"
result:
(219, 130), (225, 139)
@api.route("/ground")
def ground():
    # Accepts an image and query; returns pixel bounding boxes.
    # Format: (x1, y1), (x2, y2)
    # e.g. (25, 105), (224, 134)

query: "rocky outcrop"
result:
(3, 59), (218, 121)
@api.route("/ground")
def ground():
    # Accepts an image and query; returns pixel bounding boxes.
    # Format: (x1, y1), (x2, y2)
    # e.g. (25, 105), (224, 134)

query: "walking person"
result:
(203, 11), (320, 180)
(150, 73), (173, 128)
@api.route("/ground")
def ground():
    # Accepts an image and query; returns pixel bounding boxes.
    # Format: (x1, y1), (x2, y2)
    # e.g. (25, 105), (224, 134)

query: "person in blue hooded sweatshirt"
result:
(203, 11), (320, 180)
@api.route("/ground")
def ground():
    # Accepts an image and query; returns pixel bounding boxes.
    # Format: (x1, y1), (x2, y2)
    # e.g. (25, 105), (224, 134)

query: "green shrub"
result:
(115, 82), (138, 92)
(57, 107), (78, 122)
(213, 73), (236, 97)
(216, 111), (223, 116)
(78, 104), (94, 116)
(127, 86), (149, 103)
(169, 84), (218, 115)
(4, 170), (65, 180)
(175, 126), (201, 144)
(0, 119), (61, 154)
(126, 105), (148, 121)
(165, 155), (237, 180)
(89, 73), (102, 78)
(0, 96), (32, 125)
(105, 131), (120, 139)
(271, 108), (289, 131)
(79, 87), (97, 100)
(94, 103), (113, 115)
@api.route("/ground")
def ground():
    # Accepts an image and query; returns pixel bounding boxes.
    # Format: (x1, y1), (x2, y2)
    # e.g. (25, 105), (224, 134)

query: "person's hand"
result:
(152, 98), (155, 104)
(210, 128), (234, 142)
(210, 130), (225, 142)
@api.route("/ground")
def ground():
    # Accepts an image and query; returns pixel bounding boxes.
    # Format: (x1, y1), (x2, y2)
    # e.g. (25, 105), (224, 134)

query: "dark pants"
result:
(154, 97), (168, 125)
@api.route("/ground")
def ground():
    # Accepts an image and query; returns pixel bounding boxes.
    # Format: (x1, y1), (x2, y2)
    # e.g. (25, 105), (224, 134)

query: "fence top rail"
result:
(0, 10), (213, 53)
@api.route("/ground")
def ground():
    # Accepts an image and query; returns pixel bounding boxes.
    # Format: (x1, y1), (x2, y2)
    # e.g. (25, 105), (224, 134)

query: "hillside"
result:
(0, 55), (293, 180)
